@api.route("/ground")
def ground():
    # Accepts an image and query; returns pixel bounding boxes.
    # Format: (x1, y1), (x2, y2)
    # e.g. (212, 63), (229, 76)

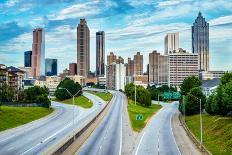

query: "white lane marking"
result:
(157, 128), (160, 155)
(170, 110), (182, 155)
(119, 93), (123, 155)
(135, 132), (145, 155)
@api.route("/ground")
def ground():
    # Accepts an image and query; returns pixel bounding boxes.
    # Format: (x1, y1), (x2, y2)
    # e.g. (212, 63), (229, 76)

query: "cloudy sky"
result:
(0, 0), (231, 73)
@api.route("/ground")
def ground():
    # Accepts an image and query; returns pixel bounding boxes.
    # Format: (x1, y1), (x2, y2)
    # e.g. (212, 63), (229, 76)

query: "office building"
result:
(134, 52), (143, 76)
(69, 63), (77, 76)
(96, 31), (105, 77)
(32, 28), (45, 77)
(199, 71), (225, 80)
(24, 51), (32, 67)
(126, 57), (134, 76)
(168, 51), (198, 86)
(18, 67), (32, 79)
(45, 59), (57, 76)
(164, 32), (179, 54)
(149, 50), (168, 85)
(192, 12), (209, 71)
(106, 52), (126, 90)
(77, 19), (90, 77)
(107, 52), (117, 65)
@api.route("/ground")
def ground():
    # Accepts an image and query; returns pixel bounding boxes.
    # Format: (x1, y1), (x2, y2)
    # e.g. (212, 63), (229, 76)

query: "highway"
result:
(135, 101), (181, 155)
(0, 92), (106, 155)
(77, 91), (125, 155)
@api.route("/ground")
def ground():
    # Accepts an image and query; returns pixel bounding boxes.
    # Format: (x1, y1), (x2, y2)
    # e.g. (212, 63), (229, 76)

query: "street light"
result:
(59, 87), (81, 139)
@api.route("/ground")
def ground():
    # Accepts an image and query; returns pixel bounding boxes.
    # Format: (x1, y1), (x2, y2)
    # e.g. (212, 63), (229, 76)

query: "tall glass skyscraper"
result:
(96, 31), (105, 77)
(192, 12), (209, 71)
(45, 59), (57, 76)
(24, 51), (32, 67)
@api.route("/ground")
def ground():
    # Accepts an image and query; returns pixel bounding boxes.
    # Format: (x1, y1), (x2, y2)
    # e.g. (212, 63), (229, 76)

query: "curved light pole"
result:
(59, 87), (81, 139)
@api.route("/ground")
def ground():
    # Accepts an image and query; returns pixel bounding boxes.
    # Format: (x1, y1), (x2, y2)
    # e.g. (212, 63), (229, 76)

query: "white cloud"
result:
(209, 15), (232, 26)
(50, 1), (101, 20)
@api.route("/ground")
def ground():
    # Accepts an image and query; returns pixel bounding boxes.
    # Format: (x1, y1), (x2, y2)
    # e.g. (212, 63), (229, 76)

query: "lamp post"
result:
(59, 87), (81, 139)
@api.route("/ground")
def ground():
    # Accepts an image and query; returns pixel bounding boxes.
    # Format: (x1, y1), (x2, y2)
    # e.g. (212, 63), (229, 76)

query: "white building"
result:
(168, 51), (199, 87)
(164, 32), (179, 55)
(115, 63), (126, 91)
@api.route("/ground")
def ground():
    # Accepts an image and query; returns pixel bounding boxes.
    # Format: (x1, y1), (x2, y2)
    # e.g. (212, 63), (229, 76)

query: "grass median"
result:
(86, 91), (112, 101)
(55, 95), (93, 109)
(0, 106), (53, 132)
(128, 100), (162, 132)
(186, 114), (232, 155)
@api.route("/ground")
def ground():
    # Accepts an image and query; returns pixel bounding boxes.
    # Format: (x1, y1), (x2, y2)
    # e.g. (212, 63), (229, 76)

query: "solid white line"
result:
(170, 111), (182, 155)
(119, 93), (123, 155)
(135, 132), (145, 155)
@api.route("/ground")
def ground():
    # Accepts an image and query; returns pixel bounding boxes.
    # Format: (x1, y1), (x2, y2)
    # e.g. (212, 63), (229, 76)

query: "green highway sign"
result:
(136, 114), (143, 121)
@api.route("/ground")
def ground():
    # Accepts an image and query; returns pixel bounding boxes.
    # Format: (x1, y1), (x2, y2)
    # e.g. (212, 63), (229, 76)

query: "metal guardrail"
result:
(179, 114), (212, 155)
(52, 92), (113, 155)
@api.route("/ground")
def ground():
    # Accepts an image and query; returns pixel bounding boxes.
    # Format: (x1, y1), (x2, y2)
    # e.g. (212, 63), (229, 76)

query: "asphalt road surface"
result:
(0, 92), (105, 155)
(135, 101), (181, 155)
(77, 91), (124, 155)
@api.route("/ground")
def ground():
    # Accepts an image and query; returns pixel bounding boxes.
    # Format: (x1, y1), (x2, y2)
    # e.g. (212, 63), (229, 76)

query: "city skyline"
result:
(0, 0), (231, 73)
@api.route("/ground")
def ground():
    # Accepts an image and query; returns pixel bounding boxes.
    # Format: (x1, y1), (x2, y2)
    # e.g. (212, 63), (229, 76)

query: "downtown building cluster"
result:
(0, 12), (227, 95)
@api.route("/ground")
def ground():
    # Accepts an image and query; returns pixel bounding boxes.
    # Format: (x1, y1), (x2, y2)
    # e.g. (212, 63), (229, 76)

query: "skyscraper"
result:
(164, 32), (179, 55)
(107, 52), (117, 65)
(77, 19), (90, 77)
(32, 28), (45, 77)
(24, 51), (32, 67)
(126, 57), (134, 76)
(45, 59), (57, 76)
(192, 12), (209, 71)
(96, 31), (105, 77)
(134, 52), (143, 76)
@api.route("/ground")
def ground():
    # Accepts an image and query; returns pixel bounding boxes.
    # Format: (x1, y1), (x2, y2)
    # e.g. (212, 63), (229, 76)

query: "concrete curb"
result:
(178, 114), (212, 155)
(50, 91), (114, 155)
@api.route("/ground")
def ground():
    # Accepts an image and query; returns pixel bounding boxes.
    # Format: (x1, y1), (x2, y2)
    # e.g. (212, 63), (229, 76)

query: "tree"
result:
(55, 78), (82, 101)
(220, 72), (232, 85)
(0, 83), (14, 102)
(125, 83), (135, 99)
(182, 87), (206, 115)
(205, 94), (214, 114)
(137, 86), (151, 107)
(180, 76), (201, 95)
(220, 81), (232, 115)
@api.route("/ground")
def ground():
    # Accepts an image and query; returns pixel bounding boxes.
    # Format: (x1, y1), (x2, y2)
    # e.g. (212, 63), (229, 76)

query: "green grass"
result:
(186, 114), (232, 155)
(56, 95), (93, 109)
(0, 106), (53, 132)
(86, 91), (112, 101)
(127, 100), (162, 132)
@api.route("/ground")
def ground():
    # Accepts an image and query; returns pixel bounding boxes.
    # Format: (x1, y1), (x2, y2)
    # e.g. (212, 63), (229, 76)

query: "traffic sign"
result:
(136, 114), (143, 120)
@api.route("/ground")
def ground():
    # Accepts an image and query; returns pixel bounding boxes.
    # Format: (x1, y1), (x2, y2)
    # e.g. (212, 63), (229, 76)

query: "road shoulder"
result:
(172, 111), (202, 155)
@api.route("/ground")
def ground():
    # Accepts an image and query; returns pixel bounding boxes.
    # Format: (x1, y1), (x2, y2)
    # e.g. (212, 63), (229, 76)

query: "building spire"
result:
(198, 11), (202, 17)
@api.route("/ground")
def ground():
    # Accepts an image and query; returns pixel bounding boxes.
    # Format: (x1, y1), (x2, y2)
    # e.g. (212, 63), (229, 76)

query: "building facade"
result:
(168, 51), (198, 86)
(149, 50), (168, 85)
(96, 31), (105, 77)
(69, 63), (77, 76)
(45, 59), (57, 76)
(192, 12), (209, 71)
(24, 51), (32, 67)
(126, 57), (134, 76)
(164, 32), (179, 55)
(77, 19), (90, 77)
(134, 52), (143, 76)
(106, 52), (126, 90)
(32, 28), (45, 78)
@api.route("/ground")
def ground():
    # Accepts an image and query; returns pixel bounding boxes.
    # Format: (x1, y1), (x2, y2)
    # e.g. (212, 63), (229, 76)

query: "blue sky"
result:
(0, 0), (231, 73)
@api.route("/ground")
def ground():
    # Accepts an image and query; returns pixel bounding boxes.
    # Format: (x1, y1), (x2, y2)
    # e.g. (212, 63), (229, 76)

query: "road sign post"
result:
(136, 114), (143, 121)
